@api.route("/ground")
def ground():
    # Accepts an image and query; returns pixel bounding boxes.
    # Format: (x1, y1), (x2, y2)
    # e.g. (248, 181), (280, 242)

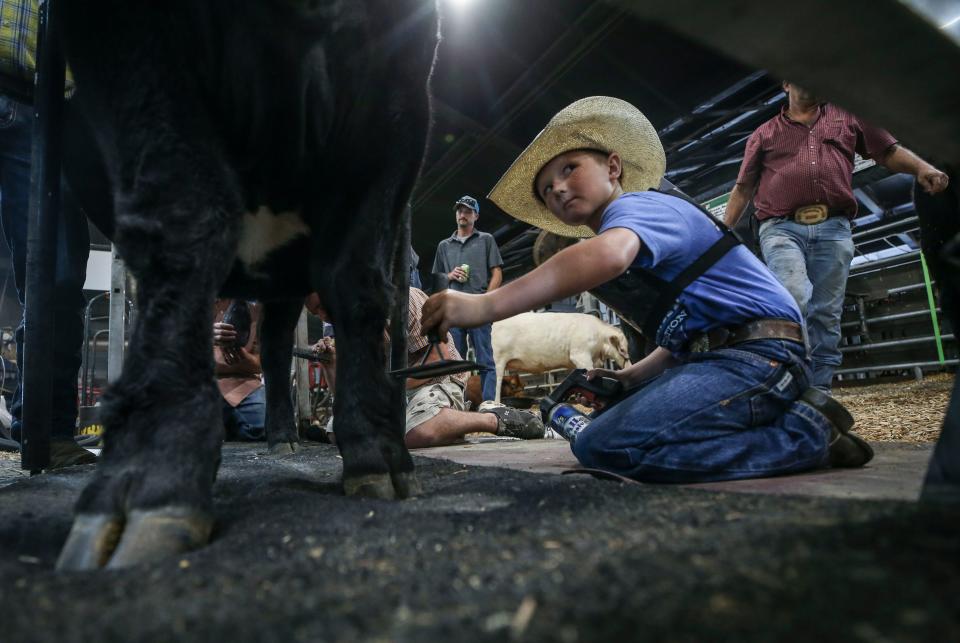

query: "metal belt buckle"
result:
(794, 204), (828, 225)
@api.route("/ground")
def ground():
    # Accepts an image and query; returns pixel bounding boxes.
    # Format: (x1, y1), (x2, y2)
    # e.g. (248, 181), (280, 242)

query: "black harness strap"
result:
(641, 233), (739, 337)
(639, 187), (742, 337)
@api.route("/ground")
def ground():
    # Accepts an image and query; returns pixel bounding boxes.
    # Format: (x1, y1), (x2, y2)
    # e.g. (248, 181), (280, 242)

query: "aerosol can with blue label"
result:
(546, 404), (593, 443)
(539, 369), (624, 443)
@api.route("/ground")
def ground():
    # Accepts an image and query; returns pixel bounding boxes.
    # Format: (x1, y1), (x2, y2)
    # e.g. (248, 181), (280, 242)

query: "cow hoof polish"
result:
(343, 473), (396, 499)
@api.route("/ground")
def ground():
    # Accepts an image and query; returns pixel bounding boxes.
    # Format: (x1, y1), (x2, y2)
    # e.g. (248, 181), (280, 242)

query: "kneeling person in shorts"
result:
(311, 287), (543, 448)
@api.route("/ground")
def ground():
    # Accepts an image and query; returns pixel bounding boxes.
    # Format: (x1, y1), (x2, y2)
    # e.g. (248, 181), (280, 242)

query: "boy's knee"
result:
(572, 428), (605, 467)
(572, 425), (634, 473)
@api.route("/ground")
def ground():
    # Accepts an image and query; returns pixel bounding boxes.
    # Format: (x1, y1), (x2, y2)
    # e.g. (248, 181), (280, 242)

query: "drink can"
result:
(460, 263), (470, 282)
(547, 403), (592, 442)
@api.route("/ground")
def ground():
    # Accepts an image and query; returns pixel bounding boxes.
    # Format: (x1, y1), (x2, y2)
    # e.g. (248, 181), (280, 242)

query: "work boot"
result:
(480, 404), (545, 439)
(48, 439), (98, 469)
(799, 388), (873, 468)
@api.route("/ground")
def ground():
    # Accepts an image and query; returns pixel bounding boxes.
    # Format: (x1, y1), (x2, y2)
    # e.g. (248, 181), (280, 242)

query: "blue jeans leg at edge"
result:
(572, 339), (832, 483)
(449, 324), (497, 401)
(222, 386), (266, 441)
(759, 217), (854, 391)
(469, 324), (497, 401)
(0, 95), (89, 442)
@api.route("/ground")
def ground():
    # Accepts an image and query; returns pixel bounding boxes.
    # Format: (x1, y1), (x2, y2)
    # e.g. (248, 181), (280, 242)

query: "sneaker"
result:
(480, 404), (545, 440)
(799, 388), (873, 468)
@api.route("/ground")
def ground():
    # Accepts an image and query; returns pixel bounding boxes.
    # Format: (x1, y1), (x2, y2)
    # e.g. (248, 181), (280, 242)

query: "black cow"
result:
(55, 1), (439, 570)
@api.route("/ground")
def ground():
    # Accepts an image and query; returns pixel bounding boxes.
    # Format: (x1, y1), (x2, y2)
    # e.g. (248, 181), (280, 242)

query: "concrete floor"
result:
(417, 438), (934, 502)
(3, 439), (935, 501)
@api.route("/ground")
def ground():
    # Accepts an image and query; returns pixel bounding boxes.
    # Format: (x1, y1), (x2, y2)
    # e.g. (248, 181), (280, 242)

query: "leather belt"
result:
(688, 318), (804, 353)
(791, 204), (847, 224)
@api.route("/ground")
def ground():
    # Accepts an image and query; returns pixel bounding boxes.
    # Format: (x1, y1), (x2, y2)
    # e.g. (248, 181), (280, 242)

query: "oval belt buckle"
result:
(794, 204), (828, 225)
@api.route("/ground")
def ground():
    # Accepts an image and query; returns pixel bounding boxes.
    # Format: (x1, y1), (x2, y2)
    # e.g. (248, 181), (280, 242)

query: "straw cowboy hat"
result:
(488, 96), (666, 238)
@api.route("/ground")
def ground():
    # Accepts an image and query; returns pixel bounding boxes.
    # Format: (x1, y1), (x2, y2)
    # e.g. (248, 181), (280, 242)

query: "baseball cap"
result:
(454, 195), (480, 213)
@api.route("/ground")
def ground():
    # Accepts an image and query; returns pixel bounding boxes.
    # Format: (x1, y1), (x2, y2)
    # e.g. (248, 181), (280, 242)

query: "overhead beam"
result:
(606, 0), (960, 166)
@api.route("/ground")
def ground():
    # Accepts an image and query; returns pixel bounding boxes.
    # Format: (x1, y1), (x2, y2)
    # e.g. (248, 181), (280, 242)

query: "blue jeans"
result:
(758, 216), (854, 391)
(222, 386), (266, 441)
(0, 95), (89, 442)
(572, 339), (831, 482)
(450, 324), (496, 401)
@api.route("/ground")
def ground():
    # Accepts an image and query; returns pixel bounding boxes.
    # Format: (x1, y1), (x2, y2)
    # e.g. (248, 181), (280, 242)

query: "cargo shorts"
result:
(405, 380), (466, 433)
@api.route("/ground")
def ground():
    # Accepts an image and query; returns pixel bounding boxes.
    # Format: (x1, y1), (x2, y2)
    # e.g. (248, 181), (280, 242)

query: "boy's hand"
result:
(421, 290), (491, 338)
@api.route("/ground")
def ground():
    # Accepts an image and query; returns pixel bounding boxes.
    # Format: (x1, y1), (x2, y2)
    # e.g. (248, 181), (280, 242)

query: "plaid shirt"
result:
(737, 103), (896, 221)
(407, 287), (468, 387)
(0, 0), (37, 83)
(0, 0), (72, 91)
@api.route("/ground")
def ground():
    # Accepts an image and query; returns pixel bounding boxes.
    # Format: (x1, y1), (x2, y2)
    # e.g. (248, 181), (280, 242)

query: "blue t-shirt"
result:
(598, 191), (802, 353)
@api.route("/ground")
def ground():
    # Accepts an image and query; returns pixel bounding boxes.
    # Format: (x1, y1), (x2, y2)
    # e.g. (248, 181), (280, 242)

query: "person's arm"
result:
(312, 337), (337, 394)
(724, 130), (762, 227)
(617, 347), (677, 387)
(877, 144), (949, 194)
(723, 179), (757, 228)
(585, 346), (676, 389)
(421, 228), (640, 337)
(487, 266), (503, 292)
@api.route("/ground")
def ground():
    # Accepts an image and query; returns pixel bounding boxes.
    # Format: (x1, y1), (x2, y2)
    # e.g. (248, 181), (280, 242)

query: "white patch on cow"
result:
(236, 207), (310, 274)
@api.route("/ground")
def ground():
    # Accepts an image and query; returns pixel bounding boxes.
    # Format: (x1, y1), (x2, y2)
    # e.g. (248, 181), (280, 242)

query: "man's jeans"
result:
(573, 339), (831, 482)
(450, 324), (496, 401)
(222, 386), (266, 441)
(0, 95), (89, 442)
(759, 216), (854, 391)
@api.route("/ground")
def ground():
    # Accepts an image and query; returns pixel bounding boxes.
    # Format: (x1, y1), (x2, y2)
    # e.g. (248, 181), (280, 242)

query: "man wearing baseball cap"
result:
(431, 195), (503, 402)
(422, 96), (873, 483)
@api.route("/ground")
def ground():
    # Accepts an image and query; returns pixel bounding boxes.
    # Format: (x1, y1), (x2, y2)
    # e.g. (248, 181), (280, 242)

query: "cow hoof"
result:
(269, 441), (299, 456)
(343, 473), (396, 499)
(391, 471), (422, 498)
(56, 507), (213, 571)
(56, 514), (124, 571)
(107, 508), (213, 569)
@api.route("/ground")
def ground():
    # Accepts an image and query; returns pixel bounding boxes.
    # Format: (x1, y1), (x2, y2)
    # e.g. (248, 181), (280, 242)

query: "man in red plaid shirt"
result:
(725, 80), (949, 393)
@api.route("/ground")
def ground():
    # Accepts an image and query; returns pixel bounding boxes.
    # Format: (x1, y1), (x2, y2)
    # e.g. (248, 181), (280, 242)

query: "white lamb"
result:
(491, 312), (630, 403)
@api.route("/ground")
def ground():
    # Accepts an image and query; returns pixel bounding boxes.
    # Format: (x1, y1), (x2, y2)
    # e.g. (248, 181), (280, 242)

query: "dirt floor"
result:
(0, 375), (956, 641)
(835, 374), (953, 442)
(0, 443), (957, 642)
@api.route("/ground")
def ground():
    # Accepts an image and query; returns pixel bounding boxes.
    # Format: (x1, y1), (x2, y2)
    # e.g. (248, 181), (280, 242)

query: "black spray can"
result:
(547, 404), (592, 443)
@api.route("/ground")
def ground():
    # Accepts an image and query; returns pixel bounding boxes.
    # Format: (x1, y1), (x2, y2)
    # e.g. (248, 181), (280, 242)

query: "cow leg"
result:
(56, 133), (241, 571)
(260, 299), (303, 455)
(320, 262), (420, 499)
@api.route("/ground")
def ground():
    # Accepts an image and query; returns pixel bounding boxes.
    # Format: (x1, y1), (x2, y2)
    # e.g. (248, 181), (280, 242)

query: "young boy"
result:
(421, 96), (873, 483)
